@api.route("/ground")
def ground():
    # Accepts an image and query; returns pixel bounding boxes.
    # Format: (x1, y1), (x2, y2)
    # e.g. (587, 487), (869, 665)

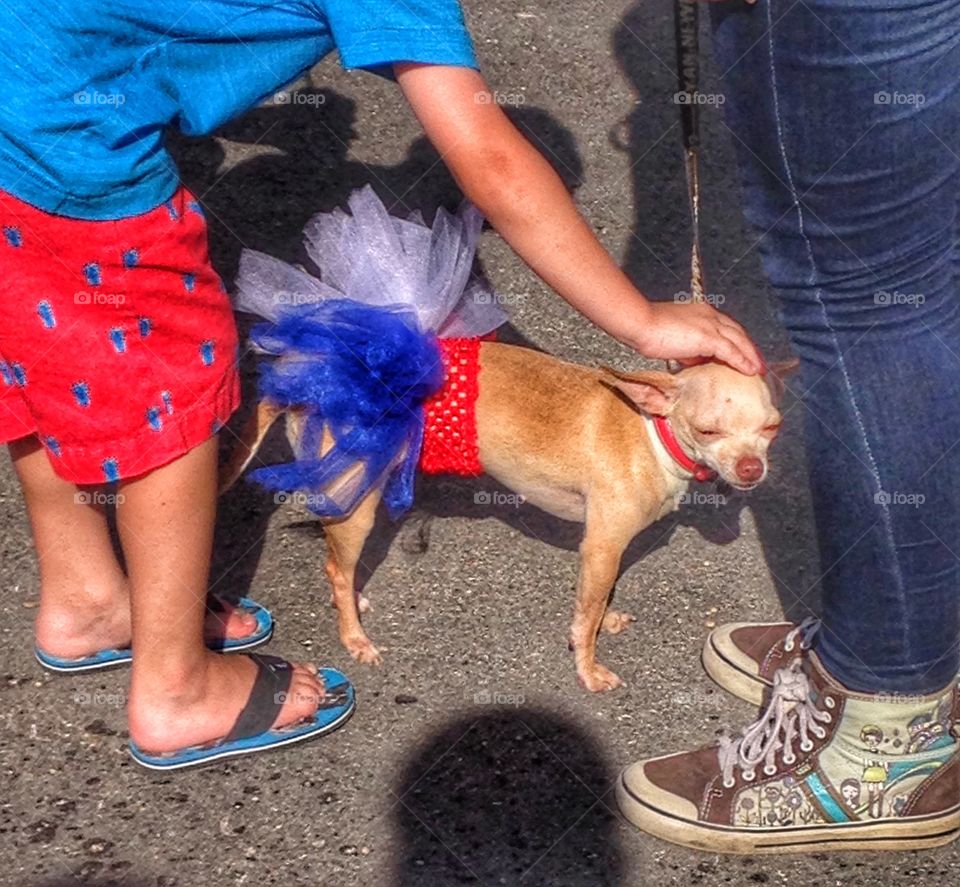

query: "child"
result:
(0, 1), (761, 767)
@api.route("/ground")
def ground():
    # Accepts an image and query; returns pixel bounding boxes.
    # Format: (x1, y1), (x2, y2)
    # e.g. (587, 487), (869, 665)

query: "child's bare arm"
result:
(395, 63), (762, 375)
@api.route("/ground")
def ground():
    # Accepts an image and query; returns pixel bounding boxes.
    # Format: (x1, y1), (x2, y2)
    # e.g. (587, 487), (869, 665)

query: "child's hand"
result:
(632, 300), (763, 375)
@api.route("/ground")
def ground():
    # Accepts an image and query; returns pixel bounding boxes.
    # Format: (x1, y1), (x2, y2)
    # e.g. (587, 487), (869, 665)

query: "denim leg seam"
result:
(763, 2), (910, 677)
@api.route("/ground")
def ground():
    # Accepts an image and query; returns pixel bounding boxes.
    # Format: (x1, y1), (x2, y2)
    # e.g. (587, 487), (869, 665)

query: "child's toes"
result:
(277, 673), (325, 727)
(203, 602), (257, 640)
(294, 666), (326, 697)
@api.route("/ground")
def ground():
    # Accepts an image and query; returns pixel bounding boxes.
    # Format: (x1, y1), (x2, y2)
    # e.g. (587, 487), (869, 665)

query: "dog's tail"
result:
(218, 399), (285, 495)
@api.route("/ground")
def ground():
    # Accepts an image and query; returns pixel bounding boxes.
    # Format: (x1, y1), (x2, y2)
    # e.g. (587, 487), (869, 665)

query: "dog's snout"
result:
(735, 456), (764, 483)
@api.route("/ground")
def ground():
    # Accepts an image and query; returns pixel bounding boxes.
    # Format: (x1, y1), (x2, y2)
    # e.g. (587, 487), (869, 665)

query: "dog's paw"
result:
(345, 635), (383, 665)
(578, 663), (623, 692)
(601, 611), (637, 635)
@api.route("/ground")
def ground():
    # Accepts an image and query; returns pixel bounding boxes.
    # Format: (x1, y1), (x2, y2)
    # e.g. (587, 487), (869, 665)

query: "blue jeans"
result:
(712, 0), (960, 693)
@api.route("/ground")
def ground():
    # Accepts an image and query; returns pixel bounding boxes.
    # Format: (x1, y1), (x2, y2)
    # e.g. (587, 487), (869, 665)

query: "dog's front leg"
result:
(569, 518), (634, 692)
(323, 489), (383, 665)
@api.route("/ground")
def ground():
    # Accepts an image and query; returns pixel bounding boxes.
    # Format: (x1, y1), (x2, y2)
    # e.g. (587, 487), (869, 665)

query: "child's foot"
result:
(35, 582), (261, 660)
(35, 580), (135, 660)
(128, 651), (326, 754)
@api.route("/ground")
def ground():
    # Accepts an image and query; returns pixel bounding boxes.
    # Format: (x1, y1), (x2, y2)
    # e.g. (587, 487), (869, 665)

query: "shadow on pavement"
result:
(170, 89), (583, 283)
(390, 707), (625, 886)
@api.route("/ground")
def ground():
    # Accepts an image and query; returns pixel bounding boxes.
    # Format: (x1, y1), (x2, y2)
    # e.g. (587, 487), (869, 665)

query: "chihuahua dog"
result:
(221, 343), (793, 692)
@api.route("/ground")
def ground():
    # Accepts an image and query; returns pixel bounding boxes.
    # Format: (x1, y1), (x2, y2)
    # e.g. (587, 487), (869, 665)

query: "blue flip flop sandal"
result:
(34, 595), (275, 673)
(128, 655), (354, 770)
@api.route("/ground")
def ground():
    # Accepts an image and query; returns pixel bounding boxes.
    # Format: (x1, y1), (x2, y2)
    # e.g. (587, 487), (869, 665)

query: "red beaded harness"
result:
(418, 337), (483, 476)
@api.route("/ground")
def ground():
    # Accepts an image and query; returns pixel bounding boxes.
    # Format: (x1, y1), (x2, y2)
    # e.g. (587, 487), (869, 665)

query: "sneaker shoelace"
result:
(783, 615), (820, 654)
(717, 658), (834, 788)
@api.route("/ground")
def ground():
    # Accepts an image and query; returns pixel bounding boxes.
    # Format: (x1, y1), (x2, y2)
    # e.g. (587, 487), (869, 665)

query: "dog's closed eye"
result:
(696, 428), (721, 438)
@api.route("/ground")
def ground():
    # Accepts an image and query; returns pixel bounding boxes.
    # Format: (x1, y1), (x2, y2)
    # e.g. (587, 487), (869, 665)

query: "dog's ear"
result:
(600, 367), (682, 416)
(765, 357), (800, 405)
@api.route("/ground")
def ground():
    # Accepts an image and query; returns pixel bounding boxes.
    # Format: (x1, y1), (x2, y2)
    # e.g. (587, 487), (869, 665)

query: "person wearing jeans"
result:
(618, 0), (960, 851)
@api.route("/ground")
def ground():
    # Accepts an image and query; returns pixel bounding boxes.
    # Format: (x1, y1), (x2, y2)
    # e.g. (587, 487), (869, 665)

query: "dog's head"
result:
(602, 359), (798, 490)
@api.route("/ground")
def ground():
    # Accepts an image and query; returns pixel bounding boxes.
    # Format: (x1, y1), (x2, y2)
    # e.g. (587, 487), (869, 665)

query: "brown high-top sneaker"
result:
(702, 618), (818, 705)
(617, 653), (960, 854)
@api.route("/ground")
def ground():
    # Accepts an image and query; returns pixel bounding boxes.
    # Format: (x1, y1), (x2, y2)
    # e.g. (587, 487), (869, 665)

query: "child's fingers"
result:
(714, 315), (764, 374)
(711, 329), (762, 375)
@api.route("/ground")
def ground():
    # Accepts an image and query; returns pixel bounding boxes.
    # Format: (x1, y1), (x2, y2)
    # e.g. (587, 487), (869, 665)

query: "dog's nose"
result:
(735, 456), (764, 483)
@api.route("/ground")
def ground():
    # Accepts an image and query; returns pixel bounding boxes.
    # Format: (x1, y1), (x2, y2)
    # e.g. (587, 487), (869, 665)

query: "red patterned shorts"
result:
(0, 187), (239, 483)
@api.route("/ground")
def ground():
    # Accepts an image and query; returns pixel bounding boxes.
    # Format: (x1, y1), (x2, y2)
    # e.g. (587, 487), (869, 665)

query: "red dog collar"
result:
(652, 415), (717, 482)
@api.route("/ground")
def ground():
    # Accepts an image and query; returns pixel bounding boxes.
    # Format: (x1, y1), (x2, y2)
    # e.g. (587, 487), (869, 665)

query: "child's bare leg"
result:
(11, 435), (132, 659)
(11, 435), (258, 658)
(120, 438), (321, 752)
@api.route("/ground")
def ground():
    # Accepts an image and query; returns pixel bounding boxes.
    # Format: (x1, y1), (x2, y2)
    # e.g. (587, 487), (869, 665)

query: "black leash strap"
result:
(674, 0), (706, 304)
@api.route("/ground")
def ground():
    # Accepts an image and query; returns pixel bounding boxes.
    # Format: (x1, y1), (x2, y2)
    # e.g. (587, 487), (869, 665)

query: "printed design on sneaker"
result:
(733, 775), (824, 827)
(724, 665), (957, 828)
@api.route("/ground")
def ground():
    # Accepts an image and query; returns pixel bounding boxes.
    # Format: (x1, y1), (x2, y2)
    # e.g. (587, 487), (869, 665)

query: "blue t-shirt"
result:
(0, 1), (477, 220)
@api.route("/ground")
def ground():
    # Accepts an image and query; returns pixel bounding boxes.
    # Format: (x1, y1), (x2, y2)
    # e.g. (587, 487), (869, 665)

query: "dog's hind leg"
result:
(324, 488), (383, 665)
(218, 399), (286, 494)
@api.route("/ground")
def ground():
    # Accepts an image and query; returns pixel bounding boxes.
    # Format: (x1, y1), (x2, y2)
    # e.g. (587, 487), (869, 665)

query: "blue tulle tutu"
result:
(248, 300), (444, 519)
(234, 187), (506, 518)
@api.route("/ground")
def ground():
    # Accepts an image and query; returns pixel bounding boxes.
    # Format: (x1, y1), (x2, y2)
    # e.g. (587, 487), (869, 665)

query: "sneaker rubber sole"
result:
(616, 768), (960, 854)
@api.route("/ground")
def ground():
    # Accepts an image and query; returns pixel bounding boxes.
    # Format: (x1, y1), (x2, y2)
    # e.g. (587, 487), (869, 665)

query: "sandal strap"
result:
(223, 654), (294, 743)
